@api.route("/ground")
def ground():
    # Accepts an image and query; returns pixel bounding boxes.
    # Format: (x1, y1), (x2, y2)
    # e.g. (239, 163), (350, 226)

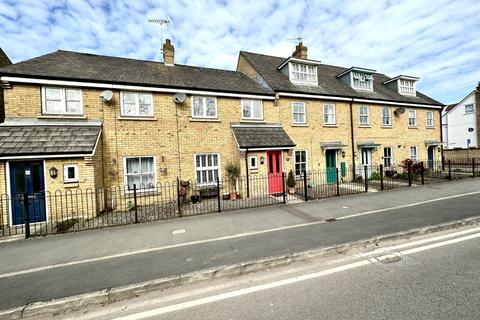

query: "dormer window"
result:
(352, 72), (373, 91)
(399, 79), (415, 95)
(383, 75), (419, 96)
(290, 63), (317, 85)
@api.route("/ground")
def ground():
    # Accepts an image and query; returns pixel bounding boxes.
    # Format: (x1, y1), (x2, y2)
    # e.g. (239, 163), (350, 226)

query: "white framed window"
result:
(289, 63), (317, 85)
(359, 106), (370, 126)
(408, 110), (417, 127)
(410, 146), (418, 161)
(383, 147), (392, 169)
(242, 99), (263, 120)
(399, 79), (415, 95)
(42, 87), (83, 115)
(249, 156), (258, 170)
(426, 111), (434, 127)
(292, 102), (306, 124)
(192, 96), (217, 118)
(323, 104), (336, 125)
(195, 153), (220, 185)
(124, 156), (156, 191)
(382, 108), (392, 126)
(121, 92), (153, 117)
(465, 104), (475, 114)
(63, 164), (79, 183)
(294, 150), (308, 176)
(352, 72), (373, 91)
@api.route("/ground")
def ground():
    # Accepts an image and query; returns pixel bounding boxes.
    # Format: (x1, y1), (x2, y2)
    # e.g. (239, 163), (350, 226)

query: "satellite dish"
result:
(394, 107), (405, 115)
(173, 92), (187, 104)
(100, 90), (113, 102)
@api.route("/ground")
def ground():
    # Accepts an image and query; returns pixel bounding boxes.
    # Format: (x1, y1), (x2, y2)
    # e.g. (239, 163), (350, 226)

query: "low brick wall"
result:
(443, 148), (480, 159)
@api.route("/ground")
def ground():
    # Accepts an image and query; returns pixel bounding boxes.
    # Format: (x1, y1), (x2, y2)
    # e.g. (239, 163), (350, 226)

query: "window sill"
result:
(38, 114), (87, 119)
(409, 126), (418, 129)
(426, 126), (435, 129)
(64, 182), (79, 188)
(189, 118), (221, 122)
(359, 125), (371, 128)
(292, 123), (308, 127)
(382, 125), (393, 129)
(117, 116), (157, 121)
(241, 119), (265, 122)
(323, 124), (337, 128)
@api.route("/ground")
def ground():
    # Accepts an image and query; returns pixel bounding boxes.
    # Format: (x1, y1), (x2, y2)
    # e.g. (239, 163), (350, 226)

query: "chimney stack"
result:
(292, 42), (308, 60)
(163, 39), (174, 66)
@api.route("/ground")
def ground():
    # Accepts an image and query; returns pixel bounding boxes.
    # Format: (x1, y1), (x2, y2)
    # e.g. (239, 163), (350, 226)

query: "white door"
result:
(361, 148), (372, 178)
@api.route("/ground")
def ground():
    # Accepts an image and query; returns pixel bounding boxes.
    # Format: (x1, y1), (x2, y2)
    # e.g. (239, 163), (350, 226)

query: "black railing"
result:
(1, 158), (479, 238)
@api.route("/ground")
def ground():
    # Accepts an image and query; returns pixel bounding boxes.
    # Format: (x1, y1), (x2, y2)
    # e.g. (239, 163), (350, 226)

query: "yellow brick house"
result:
(0, 40), (443, 228)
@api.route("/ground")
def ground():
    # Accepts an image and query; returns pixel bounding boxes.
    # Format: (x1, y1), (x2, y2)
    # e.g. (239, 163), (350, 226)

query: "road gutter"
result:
(1, 215), (480, 320)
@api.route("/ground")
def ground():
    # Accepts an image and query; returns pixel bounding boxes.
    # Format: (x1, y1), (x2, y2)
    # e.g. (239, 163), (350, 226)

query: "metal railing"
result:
(1, 158), (479, 238)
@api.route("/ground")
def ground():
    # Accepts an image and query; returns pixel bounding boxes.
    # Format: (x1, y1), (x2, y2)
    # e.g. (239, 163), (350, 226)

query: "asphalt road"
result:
(152, 230), (480, 320)
(0, 189), (479, 311)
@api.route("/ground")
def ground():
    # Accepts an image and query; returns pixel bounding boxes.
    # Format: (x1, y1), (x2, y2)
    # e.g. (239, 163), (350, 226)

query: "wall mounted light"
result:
(259, 156), (265, 165)
(49, 167), (58, 178)
(341, 151), (346, 158)
(438, 147), (442, 152)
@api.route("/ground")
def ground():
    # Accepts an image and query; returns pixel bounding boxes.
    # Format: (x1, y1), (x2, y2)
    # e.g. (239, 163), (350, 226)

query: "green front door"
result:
(325, 150), (337, 184)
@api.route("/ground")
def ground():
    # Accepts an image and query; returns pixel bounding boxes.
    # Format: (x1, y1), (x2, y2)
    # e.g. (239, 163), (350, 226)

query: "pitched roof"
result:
(0, 120), (101, 157)
(231, 123), (295, 150)
(0, 50), (273, 96)
(240, 51), (443, 106)
(444, 103), (458, 113)
(0, 48), (12, 68)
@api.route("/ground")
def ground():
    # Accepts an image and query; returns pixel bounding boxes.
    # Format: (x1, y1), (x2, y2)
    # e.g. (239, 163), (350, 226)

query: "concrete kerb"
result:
(2, 215), (480, 320)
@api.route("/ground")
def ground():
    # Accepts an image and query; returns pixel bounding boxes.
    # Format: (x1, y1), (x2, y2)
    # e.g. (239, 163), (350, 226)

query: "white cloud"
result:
(0, 0), (479, 103)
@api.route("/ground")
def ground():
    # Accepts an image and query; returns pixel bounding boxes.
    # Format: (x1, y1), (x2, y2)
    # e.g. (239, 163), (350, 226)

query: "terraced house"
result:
(0, 40), (443, 227)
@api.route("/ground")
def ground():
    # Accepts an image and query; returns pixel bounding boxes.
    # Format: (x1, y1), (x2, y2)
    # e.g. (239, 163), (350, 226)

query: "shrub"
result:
(287, 170), (296, 188)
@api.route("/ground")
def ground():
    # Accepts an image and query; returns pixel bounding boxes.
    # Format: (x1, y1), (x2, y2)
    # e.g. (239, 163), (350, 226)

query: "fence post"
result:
(448, 160), (452, 180)
(216, 176), (221, 213)
(281, 172), (286, 204)
(472, 158), (475, 178)
(303, 170), (308, 201)
(176, 177), (182, 217)
(380, 164), (384, 191)
(23, 192), (30, 239)
(364, 166), (368, 192)
(336, 168), (340, 196)
(133, 184), (138, 224)
(442, 156), (445, 171)
(408, 161), (412, 186)
(420, 162), (424, 185)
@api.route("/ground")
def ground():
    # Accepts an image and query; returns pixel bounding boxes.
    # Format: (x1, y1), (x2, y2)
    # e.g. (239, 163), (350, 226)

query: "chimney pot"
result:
(163, 39), (174, 66)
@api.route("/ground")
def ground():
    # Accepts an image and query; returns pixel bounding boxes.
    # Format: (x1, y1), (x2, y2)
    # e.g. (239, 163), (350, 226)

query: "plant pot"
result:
(288, 187), (295, 194)
(222, 192), (230, 200)
(190, 195), (200, 204)
(229, 191), (237, 201)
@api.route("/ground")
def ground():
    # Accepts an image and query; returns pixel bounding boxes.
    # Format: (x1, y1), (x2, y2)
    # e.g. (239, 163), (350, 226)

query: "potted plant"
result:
(287, 169), (296, 194)
(225, 162), (240, 201)
(222, 192), (230, 200)
(190, 191), (200, 204)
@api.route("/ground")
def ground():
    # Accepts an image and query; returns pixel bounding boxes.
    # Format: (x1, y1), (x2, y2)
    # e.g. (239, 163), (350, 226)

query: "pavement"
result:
(0, 178), (479, 315)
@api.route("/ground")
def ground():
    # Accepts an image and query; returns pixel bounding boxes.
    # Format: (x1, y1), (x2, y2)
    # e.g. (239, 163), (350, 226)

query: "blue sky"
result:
(1, 0), (479, 104)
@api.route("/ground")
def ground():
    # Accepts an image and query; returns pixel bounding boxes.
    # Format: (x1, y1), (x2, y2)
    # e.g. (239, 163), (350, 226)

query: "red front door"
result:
(267, 151), (283, 193)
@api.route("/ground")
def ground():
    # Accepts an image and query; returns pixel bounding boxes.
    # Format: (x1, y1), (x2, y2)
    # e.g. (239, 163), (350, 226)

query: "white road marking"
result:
(109, 231), (480, 319)
(1, 190), (479, 279)
(336, 191), (480, 220)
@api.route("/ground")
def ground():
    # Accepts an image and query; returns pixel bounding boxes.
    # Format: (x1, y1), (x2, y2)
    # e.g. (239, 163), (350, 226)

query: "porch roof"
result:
(425, 140), (443, 146)
(357, 141), (381, 148)
(320, 141), (348, 150)
(0, 119), (101, 158)
(231, 123), (295, 151)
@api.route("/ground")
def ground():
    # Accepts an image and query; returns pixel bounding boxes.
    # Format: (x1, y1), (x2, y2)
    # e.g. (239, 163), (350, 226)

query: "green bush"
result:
(287, 169), (296, 188)
(370, 172), (381, 181)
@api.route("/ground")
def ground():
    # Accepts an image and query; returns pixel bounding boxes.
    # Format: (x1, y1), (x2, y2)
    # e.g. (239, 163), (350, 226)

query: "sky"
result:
(1, 0), (479, 104)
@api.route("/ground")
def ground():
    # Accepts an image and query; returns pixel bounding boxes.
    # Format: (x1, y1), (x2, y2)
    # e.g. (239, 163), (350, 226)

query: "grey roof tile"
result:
(231, 123), (295, 149)
(240, 51), (443, 106)
(0, 50), (274, 96)
(0, 125), (101, 156)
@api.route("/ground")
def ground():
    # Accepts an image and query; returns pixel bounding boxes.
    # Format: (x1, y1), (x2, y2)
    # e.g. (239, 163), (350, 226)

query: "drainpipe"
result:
(349, 101), (356, 174)
(245, 148), (249, 198)
(439, 108), (444, 168)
